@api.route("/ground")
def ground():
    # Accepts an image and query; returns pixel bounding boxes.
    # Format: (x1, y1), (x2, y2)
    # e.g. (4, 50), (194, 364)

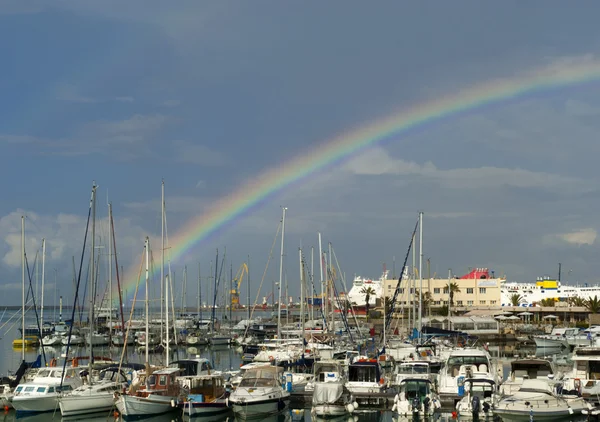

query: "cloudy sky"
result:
(2, 1), (600, 307)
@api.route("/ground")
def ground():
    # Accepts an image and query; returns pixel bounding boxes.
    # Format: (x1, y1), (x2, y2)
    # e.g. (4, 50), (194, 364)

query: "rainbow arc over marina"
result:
(120, 59), (600, 296)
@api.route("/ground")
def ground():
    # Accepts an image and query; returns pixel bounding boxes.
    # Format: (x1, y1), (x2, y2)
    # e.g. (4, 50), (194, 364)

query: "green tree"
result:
(360, 286), (376, 321)
(568, 296), (586, 307)
(539, 298), (556, 307)
(448, 282), (461, 307)
(585, 296), (600, 314)
(421, 291), (433, 316)
(510, 294), (524, 307)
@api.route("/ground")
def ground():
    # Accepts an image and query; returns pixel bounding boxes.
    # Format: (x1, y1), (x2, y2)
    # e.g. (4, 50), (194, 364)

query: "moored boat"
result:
(228, 365), (289, 418)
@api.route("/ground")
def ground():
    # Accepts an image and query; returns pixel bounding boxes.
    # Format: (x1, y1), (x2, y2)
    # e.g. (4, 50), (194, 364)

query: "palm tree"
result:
(421, 291), (433, 317)
(539, 298), (556, 307)
(384, 297), (393, 316)
(586, 296), (600, 314)
(448, 282), (461, 307)
(509, 294), (524, 307)
(360, 286), (376, 321)
(568, 296), (586, 307)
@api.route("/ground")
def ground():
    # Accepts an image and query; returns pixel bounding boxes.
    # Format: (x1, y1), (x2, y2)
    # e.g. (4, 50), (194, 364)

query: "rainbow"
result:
(121, 58), (600, 296)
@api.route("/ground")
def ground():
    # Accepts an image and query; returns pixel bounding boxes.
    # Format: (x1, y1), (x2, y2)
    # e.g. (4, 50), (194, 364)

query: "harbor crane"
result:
(230, 262), (248, 309)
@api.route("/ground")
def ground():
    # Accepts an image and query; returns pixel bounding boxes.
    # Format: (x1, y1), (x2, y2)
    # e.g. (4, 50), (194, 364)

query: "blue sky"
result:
(2, 1), (600, 306)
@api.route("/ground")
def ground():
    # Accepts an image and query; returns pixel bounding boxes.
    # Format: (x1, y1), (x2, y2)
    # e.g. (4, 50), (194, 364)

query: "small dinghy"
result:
(494, 379), (587, 421)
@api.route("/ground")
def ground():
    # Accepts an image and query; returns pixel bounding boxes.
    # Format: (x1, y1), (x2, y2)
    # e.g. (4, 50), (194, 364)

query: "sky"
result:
(2, 1), (600, 307)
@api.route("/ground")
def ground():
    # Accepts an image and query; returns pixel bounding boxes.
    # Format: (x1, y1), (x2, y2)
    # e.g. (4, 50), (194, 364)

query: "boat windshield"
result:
(398, 364), (429, 374)
(239, 377), (278, 388)
(403, 381), (430, 400)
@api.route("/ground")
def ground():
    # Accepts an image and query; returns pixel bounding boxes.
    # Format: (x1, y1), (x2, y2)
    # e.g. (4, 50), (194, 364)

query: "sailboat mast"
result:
(145, 237), (150, 365)
(247, 255), (250, 320)
(277, 207), (287, 340)
(299, 248), (305, 340)
(89, 183), (97, 373)
(21, 216), (25, 362)
(328, 242), (334, 332)
(198, 263), (201, 321)
(108, 201), (113, 338)
(318, 233), (324, 327)
(418, 211), (424, 342)
(41, 238), (46, 328)
(160, 180), (165, 345)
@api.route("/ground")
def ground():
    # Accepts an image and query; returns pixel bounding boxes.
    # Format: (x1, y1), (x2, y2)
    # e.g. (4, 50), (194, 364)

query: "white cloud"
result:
(343, 147), (587, 191)
(172, 140), (225, 166)
(558, 228), (597, 246)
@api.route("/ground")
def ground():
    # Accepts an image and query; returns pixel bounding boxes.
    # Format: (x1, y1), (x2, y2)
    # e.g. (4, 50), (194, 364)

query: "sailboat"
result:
(115, 234), (182, 417)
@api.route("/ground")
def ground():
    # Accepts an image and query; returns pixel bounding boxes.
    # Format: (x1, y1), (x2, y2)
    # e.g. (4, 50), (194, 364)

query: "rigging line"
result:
(24, 251), (48, 365)
(385, 216), (419, 334)
(117, 248), (145, 371)
(61, 185), (94, 388)
(109, 205), (127, 347)
(331, 246), (363, 337)
(300, 250), (326, 327)
(243, 221), (282, 340)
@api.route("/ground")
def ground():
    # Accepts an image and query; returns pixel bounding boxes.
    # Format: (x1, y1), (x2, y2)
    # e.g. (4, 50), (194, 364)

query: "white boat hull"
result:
(59, 392), (115, 416)
(230, 396), (288, 418)
(210, 337), (230, 345)
(12, 394), (59, 414)
(533, 336), (568, 349)
(116, 393), (177, 417)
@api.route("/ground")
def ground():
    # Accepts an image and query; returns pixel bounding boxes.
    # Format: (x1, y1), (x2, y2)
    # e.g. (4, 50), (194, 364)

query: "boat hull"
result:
(181, 400), (229, 416)
(312, 404), (348, 417)
(59, 393), (115, 416)
(116, 393), (177, 417)
(533, 337), (568, 349)
(230, 396), (288, 419)
(12, 395), (59, 414)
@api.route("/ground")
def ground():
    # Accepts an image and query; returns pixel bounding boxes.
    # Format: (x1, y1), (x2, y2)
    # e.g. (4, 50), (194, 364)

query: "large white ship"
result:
(347, 271), (387, 307)
(501, 276), (600, 306)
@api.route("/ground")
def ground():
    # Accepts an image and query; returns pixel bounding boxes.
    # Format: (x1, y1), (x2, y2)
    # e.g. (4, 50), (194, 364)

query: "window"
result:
(466, 288), (474, 294)
(434, 288), (440, 294)
(410, 288), (414, 294)
(457, 300), (463, 305)
(36, 387), (46, 393)
(467, 300), (474, 305)
(434, 301), (441, 305)
(479, 288), (486, 294)
(399, 288), (404, 294)
(159, 375), (167, 386)
(480, 300), (486, 305)
(443, 287), (449, 294)
(490, 300), (497, 305)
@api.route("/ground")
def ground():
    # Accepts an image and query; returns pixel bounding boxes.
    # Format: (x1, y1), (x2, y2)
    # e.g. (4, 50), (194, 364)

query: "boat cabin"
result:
(394, 361), (434, 385)
(170, 359), (214, 376)
(347, 360), (383, 384)
(131, 368), (181, 397)
(398, 378), (434, 404)
(239, 366), (283, 388)
(509, 359), (554, 381)
(178, 374), (226, 399)
(313, 361), (343, 383)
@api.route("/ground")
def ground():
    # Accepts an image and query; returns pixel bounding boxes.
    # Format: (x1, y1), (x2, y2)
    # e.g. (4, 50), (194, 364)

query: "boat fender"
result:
(568, 406), (574, 415)
(346, 403), (355, 413)
(394, 394), (399, 402)
(49, 358), (57, 367)
(391, 403), (397, 412)
(225, 398), (229, 407)
(353, 401), (358, 409)
(170, 399), (176, 408)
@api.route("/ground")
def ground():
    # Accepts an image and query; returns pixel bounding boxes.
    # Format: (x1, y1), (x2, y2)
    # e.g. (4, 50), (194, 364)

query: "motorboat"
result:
(11, 367), (83, 414)
(494, 379), (588, 421)
(455, 378), (498, 419)
(392, 378), (441, 417)
(562, 346), (600, 398)
(58, 366), (129, 417)
(533, 327), (578, 349)
(311, 360), (357, 417)
(437, 348), (497, 405)
(178, 374), (229, 416)
(228, 365), (289, 418)
(500, 358), (559, 397)
(40, 333), (64, 346)
(114, 367), (181, 418)
(345, 358), (386, 405)
(391, 361), (436, 387)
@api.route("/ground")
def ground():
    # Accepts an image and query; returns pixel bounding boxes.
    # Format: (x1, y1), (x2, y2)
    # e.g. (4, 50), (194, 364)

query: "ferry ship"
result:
(346, 271), (387, 307)
(501, 276), (600, 306)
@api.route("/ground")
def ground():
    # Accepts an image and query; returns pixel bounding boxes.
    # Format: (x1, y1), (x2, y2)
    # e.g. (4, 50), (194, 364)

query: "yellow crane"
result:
(231, 262), (248, 309)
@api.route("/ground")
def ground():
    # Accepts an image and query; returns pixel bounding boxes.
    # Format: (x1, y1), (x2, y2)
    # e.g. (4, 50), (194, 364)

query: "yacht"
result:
(501, 276), (600, 306)
(345, 358), (386, 402)
(58, 366), (128, 417)
(392, 378), (441, 417)
(494, 379), (588, 421)
(500, 358), (558, 397)
(11, 367), (82, 414)
(455, 378), (498, 419)
(228, 365), (289, 418)
(115, 367), (181, 417)
(311, 360), (356, 417)
(437, 348), (497, 405)
(533, 327), (577, 349)
(562, 346), (600, 399)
